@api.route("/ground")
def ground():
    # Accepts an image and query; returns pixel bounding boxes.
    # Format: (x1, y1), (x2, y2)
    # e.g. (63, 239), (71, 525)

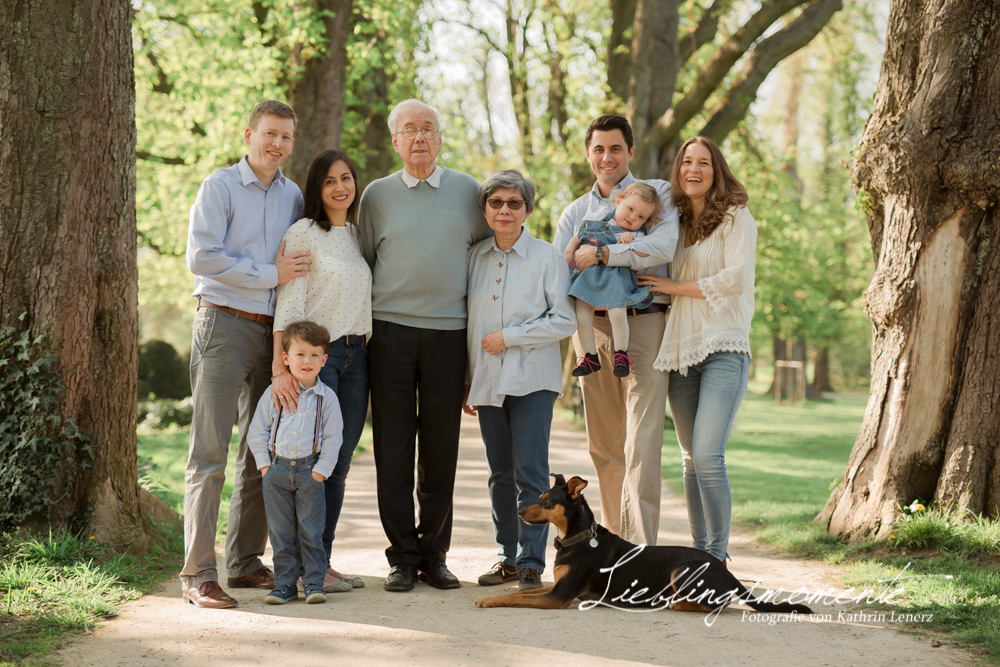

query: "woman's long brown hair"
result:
(671, 137), (748, 242)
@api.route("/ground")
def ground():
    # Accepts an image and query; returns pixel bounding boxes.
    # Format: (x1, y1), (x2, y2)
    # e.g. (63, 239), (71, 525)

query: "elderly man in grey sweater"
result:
(358, 99), (491, 592)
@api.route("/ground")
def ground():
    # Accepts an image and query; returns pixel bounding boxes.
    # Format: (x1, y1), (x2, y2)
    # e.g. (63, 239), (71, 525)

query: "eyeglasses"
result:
(487, 198), (525, 210)
(396, 127), (440, 140)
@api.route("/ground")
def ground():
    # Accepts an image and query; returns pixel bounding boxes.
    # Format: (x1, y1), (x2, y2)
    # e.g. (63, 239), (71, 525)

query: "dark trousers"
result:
(368, 319), (467, 567)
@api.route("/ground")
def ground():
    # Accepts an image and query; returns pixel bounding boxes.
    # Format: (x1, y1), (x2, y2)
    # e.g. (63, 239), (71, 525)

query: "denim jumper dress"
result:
(568, 212), (653, 309)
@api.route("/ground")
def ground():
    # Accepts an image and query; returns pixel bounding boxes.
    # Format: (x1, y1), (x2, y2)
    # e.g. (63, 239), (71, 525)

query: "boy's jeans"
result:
(262, 455), (327, 591)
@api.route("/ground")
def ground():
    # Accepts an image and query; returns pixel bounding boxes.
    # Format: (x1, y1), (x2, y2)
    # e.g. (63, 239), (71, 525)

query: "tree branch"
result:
(700, 0), (843, 143)
(436, 17), (504, 52)
(650, 0), (812, 150)
(677, 0), (730, 66)
(136, 230), (184, 257)
(136, 151), (186, 165)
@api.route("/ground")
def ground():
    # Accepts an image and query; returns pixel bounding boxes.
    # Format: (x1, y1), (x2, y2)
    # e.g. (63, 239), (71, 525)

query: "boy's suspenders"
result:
(268, 395), (324, 459)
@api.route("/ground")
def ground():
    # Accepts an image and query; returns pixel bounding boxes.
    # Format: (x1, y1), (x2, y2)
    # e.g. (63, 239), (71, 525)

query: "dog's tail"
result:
(730, 575), (813, 614)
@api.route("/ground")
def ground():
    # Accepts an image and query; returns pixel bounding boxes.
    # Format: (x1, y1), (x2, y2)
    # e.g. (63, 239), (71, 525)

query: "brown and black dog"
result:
(476, 474), (813, 616)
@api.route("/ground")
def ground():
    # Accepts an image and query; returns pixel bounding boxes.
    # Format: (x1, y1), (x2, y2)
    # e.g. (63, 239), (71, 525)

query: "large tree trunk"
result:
(284, 0), (352, 187)
(0, 0), (153, 548)
(820, 0), (1000, 538)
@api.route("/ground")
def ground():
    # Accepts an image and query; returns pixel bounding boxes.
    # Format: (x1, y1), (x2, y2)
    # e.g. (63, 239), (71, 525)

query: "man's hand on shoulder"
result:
(275, 240), (311, 284)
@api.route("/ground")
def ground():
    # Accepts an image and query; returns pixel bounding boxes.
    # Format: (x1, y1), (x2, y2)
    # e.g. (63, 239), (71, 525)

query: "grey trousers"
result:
(180, 306), (273, 589)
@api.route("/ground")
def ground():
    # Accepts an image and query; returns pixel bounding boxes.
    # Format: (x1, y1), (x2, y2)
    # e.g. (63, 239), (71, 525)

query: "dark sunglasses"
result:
(487, 198), (525, 210)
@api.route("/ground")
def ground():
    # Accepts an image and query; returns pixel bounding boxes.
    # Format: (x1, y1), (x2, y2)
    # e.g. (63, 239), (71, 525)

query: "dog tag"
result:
(589, 538), (598, 548)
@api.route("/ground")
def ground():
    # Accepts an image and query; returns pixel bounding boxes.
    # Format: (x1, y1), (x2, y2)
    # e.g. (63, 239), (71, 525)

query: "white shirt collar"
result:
(401, 165), (443, 188)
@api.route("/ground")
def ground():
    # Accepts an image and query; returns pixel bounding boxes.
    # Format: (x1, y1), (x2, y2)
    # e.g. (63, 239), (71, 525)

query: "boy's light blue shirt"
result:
(248, 379), (343, 479)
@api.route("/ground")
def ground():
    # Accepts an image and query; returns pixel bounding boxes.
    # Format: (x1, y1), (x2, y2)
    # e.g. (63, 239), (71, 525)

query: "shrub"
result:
(137, 396), (194, 430)
(137, 339), (190, 399)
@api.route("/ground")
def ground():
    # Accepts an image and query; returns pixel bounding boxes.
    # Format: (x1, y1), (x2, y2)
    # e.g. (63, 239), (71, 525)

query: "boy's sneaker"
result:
(572, 353), (601, 377)
(478, 562), (518, 586)
(305, 589), (327, 604)
(264, 584), (298, 605)
(613, 351), (632, 377)
(518, 568), (543, 590)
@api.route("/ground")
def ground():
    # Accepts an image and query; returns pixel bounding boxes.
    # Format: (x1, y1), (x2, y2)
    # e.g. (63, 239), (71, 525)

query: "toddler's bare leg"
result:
(608, 308), (629, 351)
(575, 300), (598, 355)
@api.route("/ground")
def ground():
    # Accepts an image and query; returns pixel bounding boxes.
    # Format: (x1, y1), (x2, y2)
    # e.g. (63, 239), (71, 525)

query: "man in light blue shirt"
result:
(552, 115), (680, 547)
(181, 100), (309, 610)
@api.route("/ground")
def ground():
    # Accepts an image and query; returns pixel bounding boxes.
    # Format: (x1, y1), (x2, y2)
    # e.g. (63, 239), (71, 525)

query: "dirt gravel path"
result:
(54, 416), (975, 666)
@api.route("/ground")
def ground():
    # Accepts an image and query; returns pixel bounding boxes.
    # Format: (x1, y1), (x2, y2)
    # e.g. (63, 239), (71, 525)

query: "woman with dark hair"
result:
(637, 136), (756, 564)
(271, 149), (370, 591)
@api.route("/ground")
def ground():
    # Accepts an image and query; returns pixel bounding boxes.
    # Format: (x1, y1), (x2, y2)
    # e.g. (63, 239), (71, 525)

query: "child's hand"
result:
(618, 232), (635, 244)
(260, 465), (270, 476)
(311, 471), (326, 482)
(564, 250), (577, 270)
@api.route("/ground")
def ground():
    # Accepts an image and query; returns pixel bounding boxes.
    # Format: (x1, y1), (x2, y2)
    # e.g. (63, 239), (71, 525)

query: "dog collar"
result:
(557, 522), (598, 549)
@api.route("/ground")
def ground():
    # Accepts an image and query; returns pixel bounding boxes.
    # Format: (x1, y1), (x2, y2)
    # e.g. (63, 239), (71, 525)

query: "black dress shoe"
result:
(384, 564), (417, 592)
(418, 560), (461, 589)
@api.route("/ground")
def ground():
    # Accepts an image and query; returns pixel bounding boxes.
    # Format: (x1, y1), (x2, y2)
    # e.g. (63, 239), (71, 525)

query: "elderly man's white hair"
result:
(387, 99), (444, 134)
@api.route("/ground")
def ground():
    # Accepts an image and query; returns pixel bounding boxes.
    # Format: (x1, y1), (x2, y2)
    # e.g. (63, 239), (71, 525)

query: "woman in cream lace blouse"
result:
(637, 136), (756, 563)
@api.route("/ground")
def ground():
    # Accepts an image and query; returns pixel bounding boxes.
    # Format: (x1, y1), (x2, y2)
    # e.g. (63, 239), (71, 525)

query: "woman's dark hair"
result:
(671, 136), (748, 242)
(303, 150), (360, 231)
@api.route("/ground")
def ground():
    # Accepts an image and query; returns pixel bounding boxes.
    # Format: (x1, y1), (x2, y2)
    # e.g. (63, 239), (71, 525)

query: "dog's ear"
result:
(566, 476), (588, 499)
(550, 473), (566, 487)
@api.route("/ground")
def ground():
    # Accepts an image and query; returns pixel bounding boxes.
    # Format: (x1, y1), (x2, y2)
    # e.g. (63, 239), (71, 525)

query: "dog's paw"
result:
(475, 597), (494, 608)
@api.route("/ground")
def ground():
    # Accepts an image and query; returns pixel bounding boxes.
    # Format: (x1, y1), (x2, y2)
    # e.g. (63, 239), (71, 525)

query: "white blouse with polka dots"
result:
(274, 218), (372, 340)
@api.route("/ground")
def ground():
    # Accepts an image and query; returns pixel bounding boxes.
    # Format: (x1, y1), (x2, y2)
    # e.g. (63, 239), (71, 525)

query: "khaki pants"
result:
(574, 312), (668, 545)
(180, 306), (273, 589)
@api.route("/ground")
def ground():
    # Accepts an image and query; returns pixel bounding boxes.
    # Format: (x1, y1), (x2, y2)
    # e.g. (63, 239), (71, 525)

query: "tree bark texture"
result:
(0, 0), (151, 548)
(820, 0), (1000, 538)
(285, 0), (352, 187)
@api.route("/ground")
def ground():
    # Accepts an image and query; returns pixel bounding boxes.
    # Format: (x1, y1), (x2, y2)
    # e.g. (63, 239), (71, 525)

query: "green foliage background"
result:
(132, 0), (880, 391)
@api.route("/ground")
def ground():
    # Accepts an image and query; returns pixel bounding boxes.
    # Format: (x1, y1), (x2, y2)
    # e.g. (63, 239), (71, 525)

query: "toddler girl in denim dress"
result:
(564, 182), (662, 377)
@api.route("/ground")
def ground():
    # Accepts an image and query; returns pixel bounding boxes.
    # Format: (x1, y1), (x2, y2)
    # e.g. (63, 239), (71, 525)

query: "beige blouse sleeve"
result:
(696, 207), (758, 314)
(273, 220), (313, 333)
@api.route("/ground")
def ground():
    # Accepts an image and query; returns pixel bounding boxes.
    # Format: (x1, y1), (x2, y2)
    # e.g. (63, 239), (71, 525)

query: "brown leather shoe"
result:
(227, 566), (275, 589)
(182, 581), (238, 608)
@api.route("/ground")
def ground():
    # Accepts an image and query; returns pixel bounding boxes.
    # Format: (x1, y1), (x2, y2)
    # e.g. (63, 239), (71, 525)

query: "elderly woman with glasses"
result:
(462, 169), (576, 592)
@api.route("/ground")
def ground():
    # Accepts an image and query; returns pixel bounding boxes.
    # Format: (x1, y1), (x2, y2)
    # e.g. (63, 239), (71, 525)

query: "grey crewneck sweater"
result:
(358, 168), (491, 330)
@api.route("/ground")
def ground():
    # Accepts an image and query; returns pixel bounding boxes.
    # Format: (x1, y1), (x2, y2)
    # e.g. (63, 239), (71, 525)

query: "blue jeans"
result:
(262, 456), (327, 591)
(477, 390), (556, 573)
(317, 338), (369, 565)
(667, 352), (749, 562)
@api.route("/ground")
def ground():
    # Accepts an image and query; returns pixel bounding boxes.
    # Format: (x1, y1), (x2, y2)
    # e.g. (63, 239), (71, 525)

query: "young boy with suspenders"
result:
(248, 321), (344, 604)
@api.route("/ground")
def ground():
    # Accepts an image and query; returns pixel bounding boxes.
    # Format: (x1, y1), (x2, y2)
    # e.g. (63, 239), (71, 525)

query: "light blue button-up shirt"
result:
(186, 156), (304, 315)
(552, 171), (680, 303)
(466, 229), (577, 407)
(247, 380), (343, 479)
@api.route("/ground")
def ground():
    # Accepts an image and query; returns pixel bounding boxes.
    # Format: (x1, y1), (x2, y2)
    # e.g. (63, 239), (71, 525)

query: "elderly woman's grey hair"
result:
(479, 169), (536, 215)
(387, 99), (443, 134)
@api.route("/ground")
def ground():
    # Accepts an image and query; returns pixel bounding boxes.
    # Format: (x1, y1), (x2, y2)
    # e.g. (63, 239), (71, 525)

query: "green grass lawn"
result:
(137, 424), (373, 540)
(0, 529), (182, 666)
(661, 390), (864, 554)
(659, 388), (1000, 664)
